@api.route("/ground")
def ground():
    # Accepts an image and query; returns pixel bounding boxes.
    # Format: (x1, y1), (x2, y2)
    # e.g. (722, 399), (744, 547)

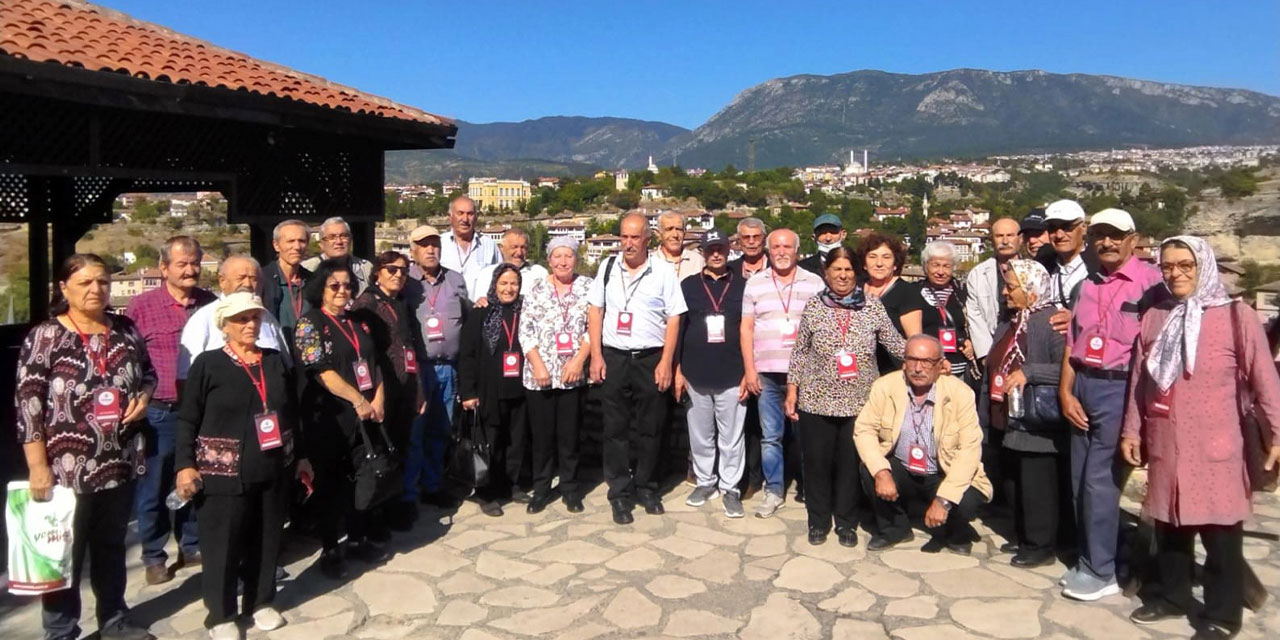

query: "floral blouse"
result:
(787, 296), (906, 418)
(15, 315), (158, 493)
(517, 274), (594, 391)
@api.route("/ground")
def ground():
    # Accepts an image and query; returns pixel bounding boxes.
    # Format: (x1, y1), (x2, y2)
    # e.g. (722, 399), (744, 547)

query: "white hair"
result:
(319, 217), (350, 236)
(737, 217), (766, 233)
(906, 333), (944, 357)
(921, 240), (956, 265)
(272, 219), (309, 243)
(767, 228), (799, 247)
(218, 254), (261, 278)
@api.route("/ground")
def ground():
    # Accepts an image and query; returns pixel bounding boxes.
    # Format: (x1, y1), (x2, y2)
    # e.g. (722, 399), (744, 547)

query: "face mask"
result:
(817, 241), (842, 254)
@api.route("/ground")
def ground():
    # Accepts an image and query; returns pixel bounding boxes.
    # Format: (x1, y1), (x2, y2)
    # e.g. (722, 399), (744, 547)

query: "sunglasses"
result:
(326, 282), (353, 292)
(382, 265), (407, 275)
(1045, 220), (1082, 234)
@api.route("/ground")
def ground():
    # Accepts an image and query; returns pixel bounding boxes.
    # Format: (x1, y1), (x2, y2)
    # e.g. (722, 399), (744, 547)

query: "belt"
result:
(604, 346), (662, 359)
(1078, 367), (1129, 381)
(422, 357), (455, 366)
(149, 399), (176, 411)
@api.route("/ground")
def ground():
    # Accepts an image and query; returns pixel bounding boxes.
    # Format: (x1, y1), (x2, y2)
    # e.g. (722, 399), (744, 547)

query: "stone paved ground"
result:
(2, 482), (1278, 640)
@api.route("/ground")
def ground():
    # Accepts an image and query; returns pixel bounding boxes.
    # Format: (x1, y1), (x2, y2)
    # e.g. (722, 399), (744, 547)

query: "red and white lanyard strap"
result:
(322, 309), (363, 360)
(230, 348), (269, 412)
(68, 314), (110, 381)
(701, 272), (733, 313)
(287, 278), (304, 319)
(771, 272), (794, 318)
(553, 279), (576, 330)
(502, 312), (520, 351)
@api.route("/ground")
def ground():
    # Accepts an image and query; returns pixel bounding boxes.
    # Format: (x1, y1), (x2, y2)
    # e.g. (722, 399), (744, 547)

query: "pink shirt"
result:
(742, 268), (825, 374)
(1066, 257), (1162, 371)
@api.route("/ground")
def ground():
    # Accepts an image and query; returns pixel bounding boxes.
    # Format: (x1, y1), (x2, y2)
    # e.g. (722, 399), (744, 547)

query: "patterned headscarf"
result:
(483, 263), (524, 355)
(1146, 236), (1232, 393)
(998, 259), (1053, 375)
(547, 236), (579, 256)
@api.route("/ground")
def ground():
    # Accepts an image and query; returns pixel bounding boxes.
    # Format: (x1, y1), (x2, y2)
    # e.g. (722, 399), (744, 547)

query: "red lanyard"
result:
(322, 309), (363, 360)
(837, 309), (853, 347)
(1094, 274), (1126, 335)
(228, 346), (269, 411)
(423, 276), (445, 314)
(552, 278), (575, 328)
(771, 272), (795, 316)
(287, 278), (304, 319)
(67, 314), (110, 379)
(380, 300), (400, 326)
(502, 312), (519, 350)
(700, 272), (733, 313)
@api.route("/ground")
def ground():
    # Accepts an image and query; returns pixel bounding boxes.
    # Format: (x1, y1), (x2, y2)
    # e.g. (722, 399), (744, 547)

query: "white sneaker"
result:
(253, 606), (286, 631)
(1061, 573), (1121, 601)
(209, 621), (240, 640)
(754, 491), (784, 519)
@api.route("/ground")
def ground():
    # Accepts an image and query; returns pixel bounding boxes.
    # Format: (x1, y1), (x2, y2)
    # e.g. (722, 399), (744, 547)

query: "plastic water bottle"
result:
(165, 489), (189, 511)
(1007, 386), (1025, 419)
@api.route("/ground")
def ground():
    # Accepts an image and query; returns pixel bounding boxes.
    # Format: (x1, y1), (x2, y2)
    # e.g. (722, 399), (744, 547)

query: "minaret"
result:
(647, 155), (658, 173)
(863, 149), (868, 174)
(922, 192), (930, 219)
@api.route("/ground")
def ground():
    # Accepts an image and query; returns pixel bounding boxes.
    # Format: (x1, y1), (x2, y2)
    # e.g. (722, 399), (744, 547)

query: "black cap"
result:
(1021, 208), (1047, 232)
(701, 230), (729, 250)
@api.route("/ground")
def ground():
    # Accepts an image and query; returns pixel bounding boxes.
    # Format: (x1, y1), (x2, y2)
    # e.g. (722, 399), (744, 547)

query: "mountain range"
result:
(386, 68), (1280, 182)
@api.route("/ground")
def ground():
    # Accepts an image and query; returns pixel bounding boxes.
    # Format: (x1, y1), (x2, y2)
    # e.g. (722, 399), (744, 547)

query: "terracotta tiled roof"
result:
(0, 0), (451, 127)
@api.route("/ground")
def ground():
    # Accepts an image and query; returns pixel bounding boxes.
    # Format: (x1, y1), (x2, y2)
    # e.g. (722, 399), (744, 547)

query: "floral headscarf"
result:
(1145, 236), (1232, 393)
(483, 263), (523, 355)
(997, 259), (1053, 376)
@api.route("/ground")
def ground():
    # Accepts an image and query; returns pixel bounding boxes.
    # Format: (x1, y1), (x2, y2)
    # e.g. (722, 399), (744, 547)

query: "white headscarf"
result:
(1145, 236), (1232, 393)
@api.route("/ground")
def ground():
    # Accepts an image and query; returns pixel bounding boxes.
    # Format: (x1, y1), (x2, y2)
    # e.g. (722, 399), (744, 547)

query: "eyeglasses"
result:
(326, 282), (353, 292)
(1160, 261), (1196, 276)
(905, 356), (943, 367)
(323, 233), (351, 242)
(383, 265), (407, 275)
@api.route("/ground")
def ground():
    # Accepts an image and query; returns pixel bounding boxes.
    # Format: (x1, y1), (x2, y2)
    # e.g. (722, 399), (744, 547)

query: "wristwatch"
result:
(936, 497), (954, 511)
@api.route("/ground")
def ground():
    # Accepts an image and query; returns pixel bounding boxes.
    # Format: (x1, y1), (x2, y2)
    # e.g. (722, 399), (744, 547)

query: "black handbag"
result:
(351, 421), (402, 511)
(447, 406), (491, 491)
(1020, 384), (1063, 427)
(1230, 302), (1279, 492)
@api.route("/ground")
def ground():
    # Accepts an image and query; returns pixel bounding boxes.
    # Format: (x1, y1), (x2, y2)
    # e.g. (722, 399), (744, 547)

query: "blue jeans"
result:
(1070, 373), (1127, 581)
(405, 362), (456, 498)
(758, 372), (789, 496)
(135, 405), (198, 566)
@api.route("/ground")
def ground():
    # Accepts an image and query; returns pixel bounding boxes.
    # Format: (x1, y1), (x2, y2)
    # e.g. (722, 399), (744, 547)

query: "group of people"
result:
(13, 194), (1280, 640)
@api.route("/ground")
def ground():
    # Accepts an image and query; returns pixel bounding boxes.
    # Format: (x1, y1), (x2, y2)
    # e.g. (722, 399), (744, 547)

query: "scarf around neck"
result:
(998, 259), (1053, 376)
(483, 263), (523, 355)
(1146, 236), (1232, 393)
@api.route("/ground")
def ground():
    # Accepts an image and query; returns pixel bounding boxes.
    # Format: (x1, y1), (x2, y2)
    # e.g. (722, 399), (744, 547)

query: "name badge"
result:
(939, 329), (957, 353)
(93, 387), (122, 431)
(990, 373), (1005, 402)
(255, 411), (283, 450)
(404, 347), (418, 374)
(780, 318), (797, 348)
(555, 332), (575, 356)
(1082, 334), (1106, 367)
(1150, 387), (1173, 418)
(354, 359), (374, 391)
(425, 315), (445, 341)
(834, 350), (858, 380)
(705, 314), (725, 343)
(616, 312), (633, 336)
(502, 351), (522, 378)
(907, 444), (929, 475)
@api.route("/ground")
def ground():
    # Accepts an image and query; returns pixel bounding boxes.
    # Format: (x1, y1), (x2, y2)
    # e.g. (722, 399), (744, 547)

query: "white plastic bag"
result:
(5, 480), (76, 595)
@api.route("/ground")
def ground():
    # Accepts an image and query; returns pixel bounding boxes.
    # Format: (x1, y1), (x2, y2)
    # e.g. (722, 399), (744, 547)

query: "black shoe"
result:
(421, 491), (458, 508)
(867, 531), (915, 551)
(563, 496), (585, 513)
(946, 541), (972, 556)
(794, 487), (805, 504)
(1011, 548), (1055, 568)
(640, 497), (664, 515)
(527, 493), (551, 514)
(808, 527), (828, 545)
(1191, 624), (1235, 640)
(365, 525), (392, 544)
(1129, 601), (1186, 625)
(348, 540), (390, 563)
(921, 537), (947, 554)
(836, 528), (858, 548)
(99, 616), (155, 640)
(1000, 541), (1020, 554)
(318, 547), (348, 579)
(387, 502), (418, 532)
(480, 500), (504, 517)
(611, 499), (634, 525)
(510, 488), (533, 504)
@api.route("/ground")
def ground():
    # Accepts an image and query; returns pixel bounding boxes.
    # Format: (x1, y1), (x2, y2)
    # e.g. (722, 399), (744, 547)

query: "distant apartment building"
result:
(872, 206), (910, 223)
(547, 222), (586, 243)
(110, 268), (163, 302)
(479, 224), (510, 243)
(469, 178), (532, 211)
(640, 185), (669, 201)
(538, 177), (561, 190)
(585, 235), (621, 262)
(614, 170), (629, 192)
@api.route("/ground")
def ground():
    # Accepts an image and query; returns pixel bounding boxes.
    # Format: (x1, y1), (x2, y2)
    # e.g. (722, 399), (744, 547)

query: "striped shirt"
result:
(742, 268), (825, 374)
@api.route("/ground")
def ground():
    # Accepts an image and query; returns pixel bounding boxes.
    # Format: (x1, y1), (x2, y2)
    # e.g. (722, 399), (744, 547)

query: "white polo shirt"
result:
(587, 256), (687, 350)
(439, 230), (502, 297)
(176, 297), (292, 380)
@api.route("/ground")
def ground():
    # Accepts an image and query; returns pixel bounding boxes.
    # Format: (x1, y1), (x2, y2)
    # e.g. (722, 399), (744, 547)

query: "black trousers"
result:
(797, 411), (861, 533)
(526, 387), (584, 499)
(41, 483), (132, 640)
(476, 396), (527, 502)
(739, 394), (763, 491)
(860, 457), (986, 544)
(1010, 450), (1060, 553)
(195, 474), (289, 627)
(1151, 521), (1244, 633)
(600, 348), (667, 502)
(312, 442), (374, 549)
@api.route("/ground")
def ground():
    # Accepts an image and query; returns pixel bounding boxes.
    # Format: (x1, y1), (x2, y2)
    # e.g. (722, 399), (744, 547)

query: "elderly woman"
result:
(918, 241), (976, 378)
(175, 292), (309, 639)
(859, 231), (923, 375)
(16, 254), (156, 640)
(295, 259), (390, 579)
(1120, 237), (1280, 638)
(518, 238), (593, 514)
(785, 247), (907, 547)
(350, 250), (427, 530)
(459, 264), (527, 517)
(983, 259), (1067, 569)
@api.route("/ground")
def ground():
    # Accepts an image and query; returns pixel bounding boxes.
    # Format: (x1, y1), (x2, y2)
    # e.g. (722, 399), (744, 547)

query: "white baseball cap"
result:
(1044, 199), (1085, 223)
(1089, 208), (1136, 233)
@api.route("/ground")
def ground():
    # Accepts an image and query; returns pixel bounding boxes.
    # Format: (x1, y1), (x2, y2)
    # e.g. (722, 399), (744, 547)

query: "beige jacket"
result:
(853, 372), (993, 504)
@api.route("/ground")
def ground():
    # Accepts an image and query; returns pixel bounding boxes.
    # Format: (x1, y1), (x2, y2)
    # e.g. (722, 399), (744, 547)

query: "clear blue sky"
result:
(106, 1), (1279, 129)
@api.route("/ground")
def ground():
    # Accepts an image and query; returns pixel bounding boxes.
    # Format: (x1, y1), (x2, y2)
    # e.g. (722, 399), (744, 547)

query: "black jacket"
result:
(261, 260), (313, 326)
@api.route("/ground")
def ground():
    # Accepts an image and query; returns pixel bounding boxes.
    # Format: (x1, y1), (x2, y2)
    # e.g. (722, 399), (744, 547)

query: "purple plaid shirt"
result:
(124, 285), (217, 402)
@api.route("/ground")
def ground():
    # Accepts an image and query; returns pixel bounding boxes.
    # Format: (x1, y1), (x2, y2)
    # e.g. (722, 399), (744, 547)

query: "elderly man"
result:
(965, 218), (1021, 362)
(177, 255), (292, 384)
(798, 213), (845, 276)
(402, 224), (473, 510)
(261, 219), (312, 346)
(471, 227), (549, 303)
(300, 216), (375, 295)
(727, 217), (769, 280)
(439, 195), (501, 296)
(651, 212), (704, 280)
(855, 335), (993, 555)
(589, 213), (687, 524)
(124, 235), (217, 584)
(1058, 208), (1164, 602)
(742, 228), (825, 517)
(726, 217), (768, 497)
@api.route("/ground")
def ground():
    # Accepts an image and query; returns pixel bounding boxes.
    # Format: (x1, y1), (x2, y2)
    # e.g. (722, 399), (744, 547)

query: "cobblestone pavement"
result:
(3, 483), (1278, 639)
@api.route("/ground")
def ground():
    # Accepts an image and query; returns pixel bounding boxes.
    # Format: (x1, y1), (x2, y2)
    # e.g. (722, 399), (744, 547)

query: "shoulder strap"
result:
(602, 256), (616, 312)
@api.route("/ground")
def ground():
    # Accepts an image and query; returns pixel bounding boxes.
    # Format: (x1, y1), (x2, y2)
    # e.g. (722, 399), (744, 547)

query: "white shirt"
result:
(649, 247), (705, 281)
(439, 230), (502, 297)
(1050, 253), (1088, 308)
(587, 256), (687, 350)
(470, 262), (549, 302)
(299, 254), (375, 296)
(176, 298), (293, 380)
